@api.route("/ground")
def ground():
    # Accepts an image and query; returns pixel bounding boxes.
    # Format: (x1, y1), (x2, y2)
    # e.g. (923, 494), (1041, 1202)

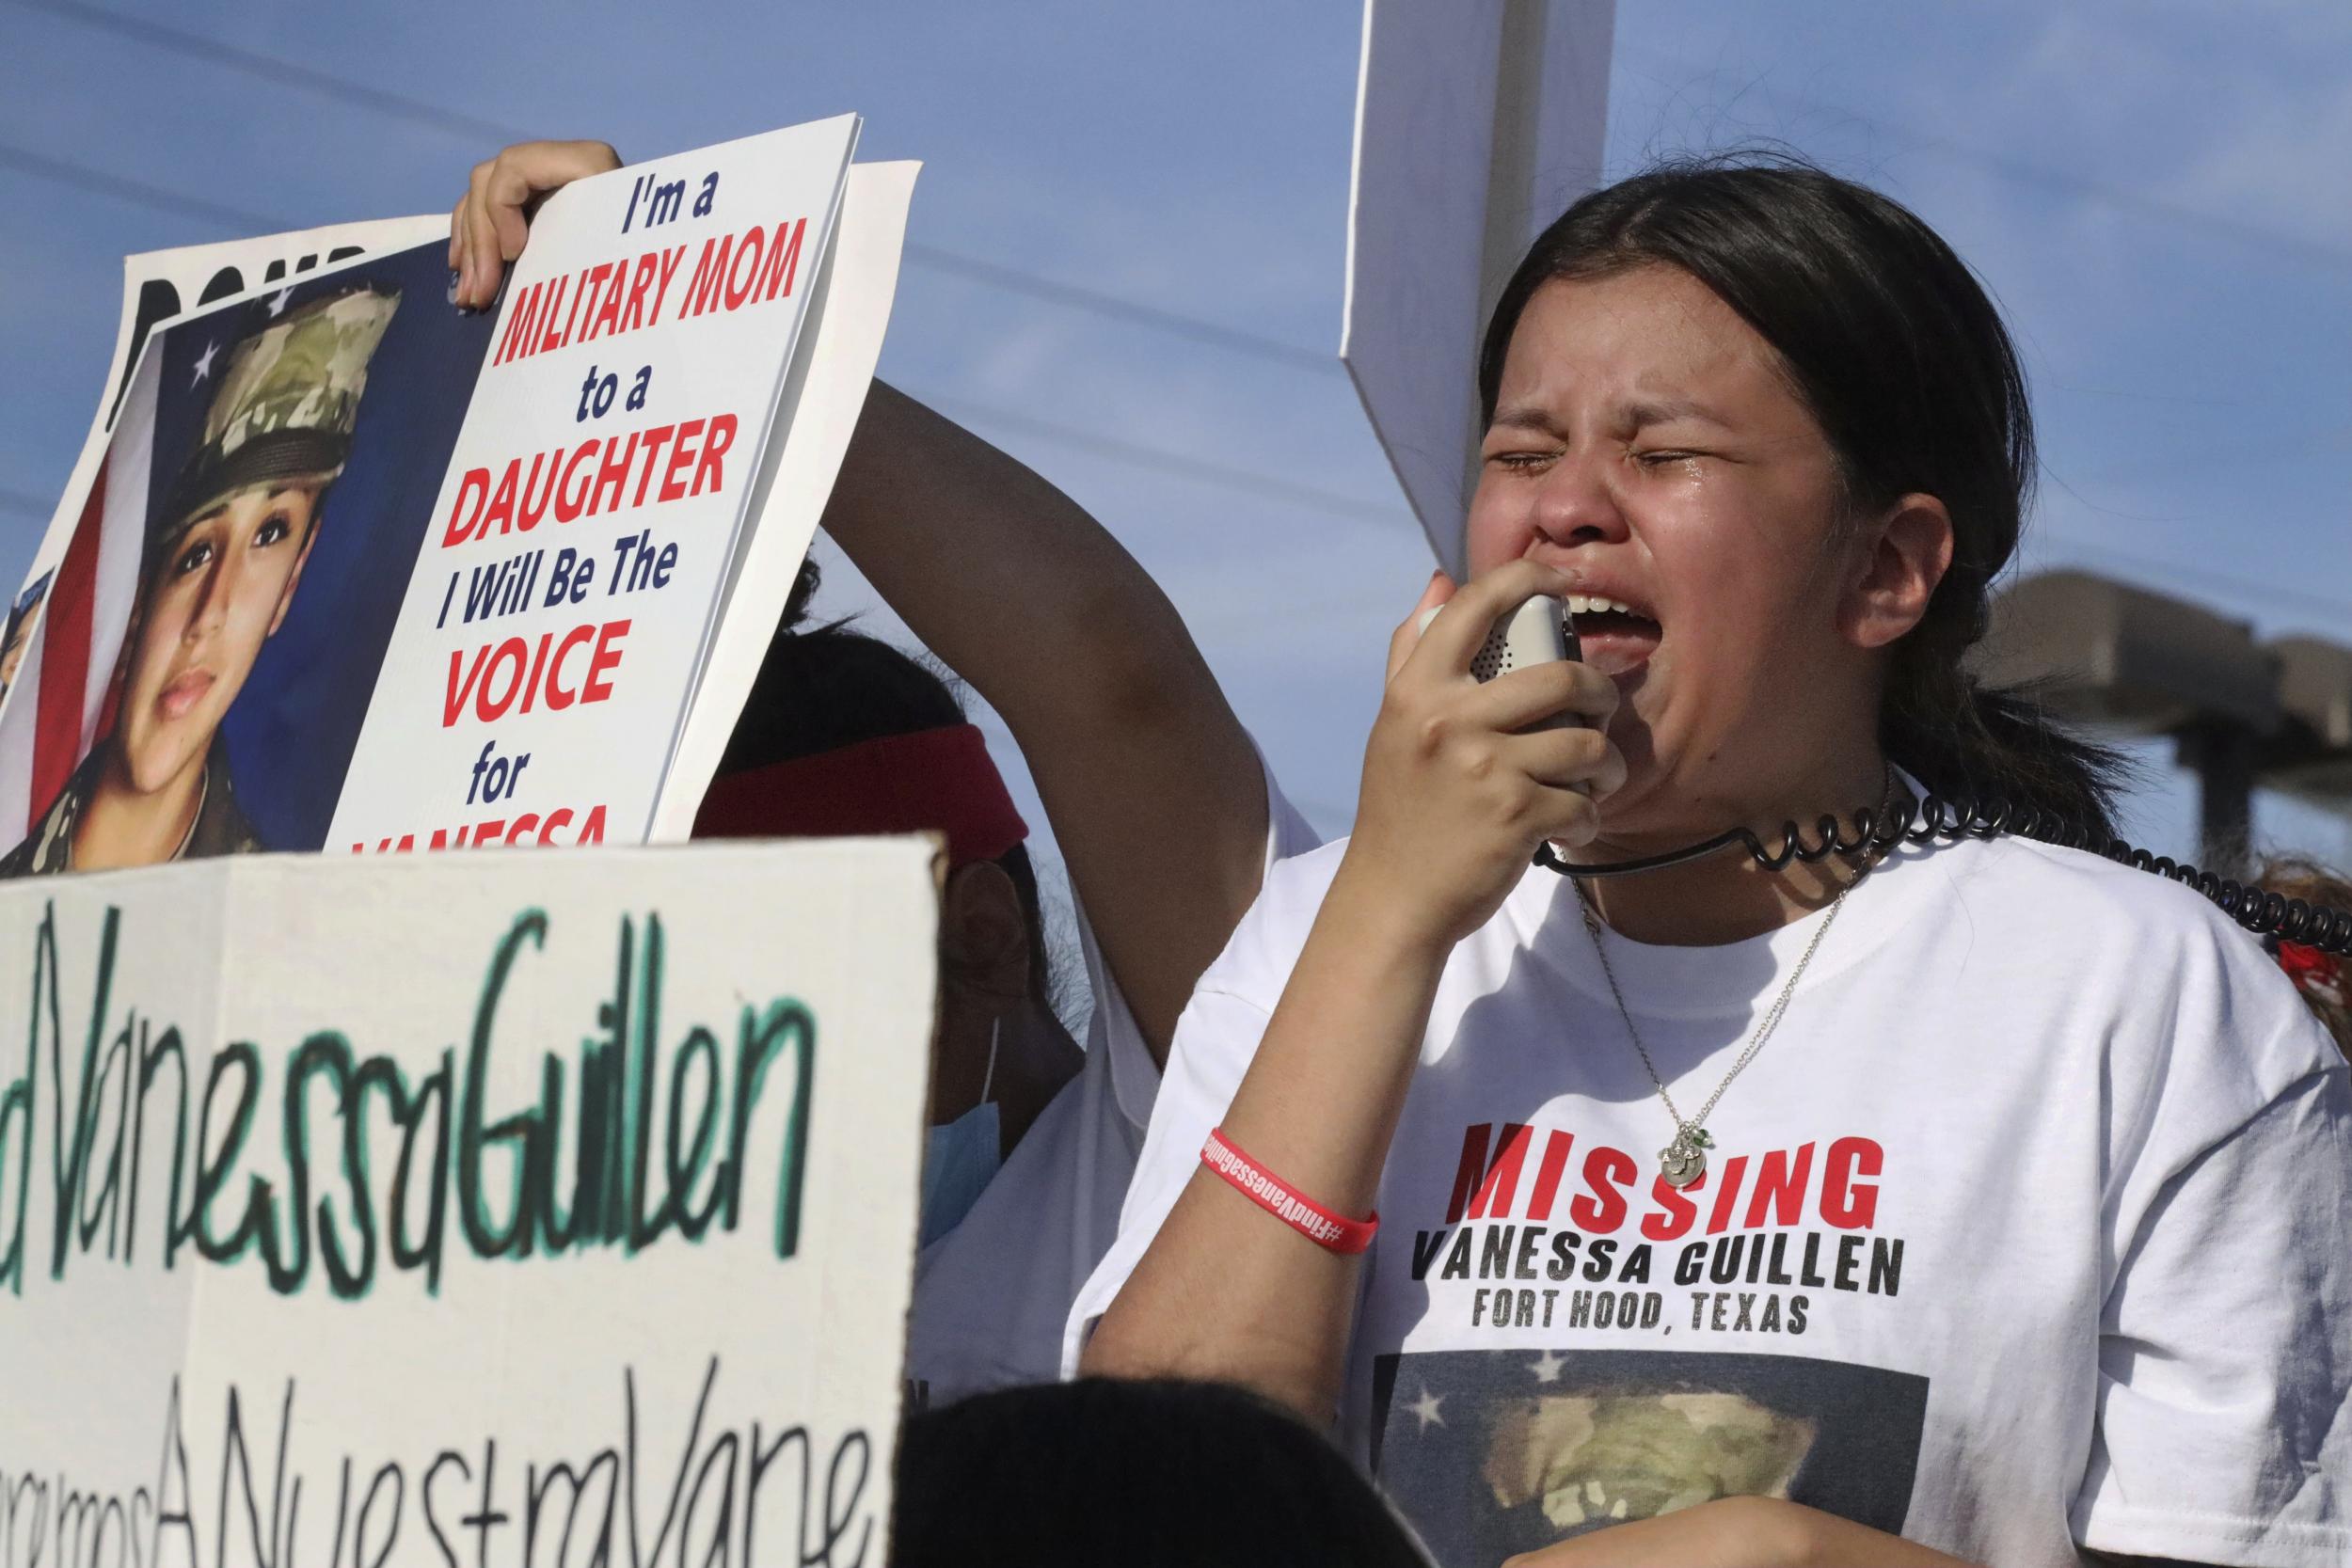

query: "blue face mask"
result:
(918, 1021), (1003, 1248)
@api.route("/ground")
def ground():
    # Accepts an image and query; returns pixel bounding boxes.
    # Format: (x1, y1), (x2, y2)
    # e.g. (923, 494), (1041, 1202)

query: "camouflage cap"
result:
(155, 286), (401, 545)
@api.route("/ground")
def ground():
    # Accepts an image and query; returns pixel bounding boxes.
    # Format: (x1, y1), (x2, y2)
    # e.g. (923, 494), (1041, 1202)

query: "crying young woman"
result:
(1076, 161), (2351, 1568)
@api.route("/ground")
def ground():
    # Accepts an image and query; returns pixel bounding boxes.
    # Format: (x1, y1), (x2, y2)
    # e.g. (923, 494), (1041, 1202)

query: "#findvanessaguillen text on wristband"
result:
(1200, 1129), (1379, 1255)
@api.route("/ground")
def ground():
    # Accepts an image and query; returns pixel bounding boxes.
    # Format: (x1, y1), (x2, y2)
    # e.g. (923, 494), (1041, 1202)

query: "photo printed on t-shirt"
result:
(1369, 1348), (1929, 1563)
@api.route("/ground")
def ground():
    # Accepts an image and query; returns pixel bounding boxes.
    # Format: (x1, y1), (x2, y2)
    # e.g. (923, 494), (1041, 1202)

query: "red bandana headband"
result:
(691, 723), (1029, 868)
(2276, 940), (2345, 1006)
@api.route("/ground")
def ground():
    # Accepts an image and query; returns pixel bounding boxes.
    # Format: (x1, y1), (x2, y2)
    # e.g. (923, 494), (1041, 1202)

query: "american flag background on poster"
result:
(0, 344), (160, 847)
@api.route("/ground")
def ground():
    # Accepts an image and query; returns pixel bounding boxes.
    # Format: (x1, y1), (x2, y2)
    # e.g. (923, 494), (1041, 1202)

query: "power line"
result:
(0, 216), (2330, 626)
(8, 0), (1335, 372)
(0, 142), (2333, 620)
(914, 393), (2347, 627)
(1617, 45), (2352, 276)
(928, 388), (2351, 627)
(39, 0), (2344, 385)
(24, 0), (2350, 392)
(15, 0), (522, 146)
(913, 391), (1412, 530)
(0, 143), (288, 233)
(903, 244), (1333, 372)
(5, 11), (2339, 623)
(1889, 128), (2352, 278)
(1, 135), (1332, 373)
(0, 142), (1395, 533)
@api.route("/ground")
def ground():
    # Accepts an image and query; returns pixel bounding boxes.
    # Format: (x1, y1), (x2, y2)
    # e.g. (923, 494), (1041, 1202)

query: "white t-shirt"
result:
(905, 761), (1318, 1410)
(1069, 829), (2352, 1568)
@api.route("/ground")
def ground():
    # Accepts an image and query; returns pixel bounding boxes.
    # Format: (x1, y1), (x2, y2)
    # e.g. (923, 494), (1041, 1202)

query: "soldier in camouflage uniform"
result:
(1, 285), (399, 876)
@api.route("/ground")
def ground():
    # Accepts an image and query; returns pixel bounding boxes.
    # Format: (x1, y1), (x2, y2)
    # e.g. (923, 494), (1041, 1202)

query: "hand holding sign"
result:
(451, 139), (622, 309)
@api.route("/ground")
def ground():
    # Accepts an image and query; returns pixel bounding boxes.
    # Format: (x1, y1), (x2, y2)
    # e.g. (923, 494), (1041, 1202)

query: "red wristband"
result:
(1200, 1129), (1379, 1255)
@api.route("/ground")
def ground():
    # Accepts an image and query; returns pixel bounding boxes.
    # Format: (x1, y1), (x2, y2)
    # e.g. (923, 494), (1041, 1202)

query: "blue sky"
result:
(4, 0), (2347, 902)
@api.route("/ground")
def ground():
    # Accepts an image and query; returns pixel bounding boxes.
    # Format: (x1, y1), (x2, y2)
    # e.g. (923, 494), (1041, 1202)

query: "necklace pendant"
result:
(1659, 1132), (1708, 1189)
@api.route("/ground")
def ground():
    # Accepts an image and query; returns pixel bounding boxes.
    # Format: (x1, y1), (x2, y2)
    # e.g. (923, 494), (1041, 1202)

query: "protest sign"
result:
(0, 118), (903, 875)
(0, 218), (450, 802)
(1342, 0), (1615, 576)
(0, 835), (938, 1566)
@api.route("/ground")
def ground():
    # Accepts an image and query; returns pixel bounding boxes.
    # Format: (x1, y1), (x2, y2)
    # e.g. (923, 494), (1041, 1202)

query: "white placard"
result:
(0, 836), (937, 1565)
(327, 118), (859, 854)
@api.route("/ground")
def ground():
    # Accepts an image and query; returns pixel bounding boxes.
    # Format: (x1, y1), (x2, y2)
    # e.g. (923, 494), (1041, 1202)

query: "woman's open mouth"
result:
(1565, 594), (1661, 678)
(157, 669), (215, 721)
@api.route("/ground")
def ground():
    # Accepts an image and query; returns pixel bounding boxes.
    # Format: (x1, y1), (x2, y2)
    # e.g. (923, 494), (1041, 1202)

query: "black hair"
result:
(715, 559), (1057, 1002)
(891, 1378), (1430, 1567)
(1480, 153), (2125, 839)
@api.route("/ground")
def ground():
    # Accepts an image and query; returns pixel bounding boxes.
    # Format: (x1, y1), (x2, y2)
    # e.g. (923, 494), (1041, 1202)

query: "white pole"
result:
(1342, 0), (1616, 576)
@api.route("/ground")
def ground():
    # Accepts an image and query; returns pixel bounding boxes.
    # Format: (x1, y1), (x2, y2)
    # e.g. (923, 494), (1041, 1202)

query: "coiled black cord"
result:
(1534, 790), (2352, 957)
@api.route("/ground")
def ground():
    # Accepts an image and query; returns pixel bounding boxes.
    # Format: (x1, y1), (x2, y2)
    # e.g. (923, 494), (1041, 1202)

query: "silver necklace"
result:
(1578, 880), (1849, 1190)
(1577, 768), (1900, 1187)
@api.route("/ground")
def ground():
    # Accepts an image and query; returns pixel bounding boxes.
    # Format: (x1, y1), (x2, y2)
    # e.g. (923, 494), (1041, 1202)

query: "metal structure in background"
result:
(1975, 570), (2352, 865)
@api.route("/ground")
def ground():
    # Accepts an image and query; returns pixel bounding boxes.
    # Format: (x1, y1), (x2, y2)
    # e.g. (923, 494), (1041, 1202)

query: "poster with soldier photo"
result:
(0, 245), (490, 873)
(0, 216), (450, 803)
(0, 116), (886, 876)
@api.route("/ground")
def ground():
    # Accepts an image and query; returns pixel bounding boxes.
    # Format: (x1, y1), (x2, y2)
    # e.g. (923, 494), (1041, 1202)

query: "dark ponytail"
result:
(1480, 153), (2125, 840)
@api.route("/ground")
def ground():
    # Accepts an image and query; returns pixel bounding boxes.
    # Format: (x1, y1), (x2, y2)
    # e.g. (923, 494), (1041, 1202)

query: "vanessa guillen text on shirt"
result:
(1418, 1120), (1908, 1341)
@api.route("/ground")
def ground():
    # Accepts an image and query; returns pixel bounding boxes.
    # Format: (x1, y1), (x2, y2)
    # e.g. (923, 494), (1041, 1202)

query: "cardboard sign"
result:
(0, 119), (907, 877)
(0, 836), (938, 1566)
(1342, 0), (1616, 576)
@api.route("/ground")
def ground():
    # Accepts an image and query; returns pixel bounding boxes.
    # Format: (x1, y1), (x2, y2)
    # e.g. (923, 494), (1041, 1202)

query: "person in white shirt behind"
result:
(1075, 157), (2350, 1568)
(452, 143), (1321, 1408)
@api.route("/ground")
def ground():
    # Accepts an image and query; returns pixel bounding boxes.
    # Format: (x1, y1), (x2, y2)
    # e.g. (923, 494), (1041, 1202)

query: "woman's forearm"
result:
(820, 381), (1219, 741)
(818, 381), (1268, 1053)
(1081, 858), (1450, 1418)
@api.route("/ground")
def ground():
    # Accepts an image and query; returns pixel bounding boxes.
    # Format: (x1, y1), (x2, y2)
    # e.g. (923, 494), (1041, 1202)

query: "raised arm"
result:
(816, 382), (1267, 1053)
(453, 142), (1268, 1057)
